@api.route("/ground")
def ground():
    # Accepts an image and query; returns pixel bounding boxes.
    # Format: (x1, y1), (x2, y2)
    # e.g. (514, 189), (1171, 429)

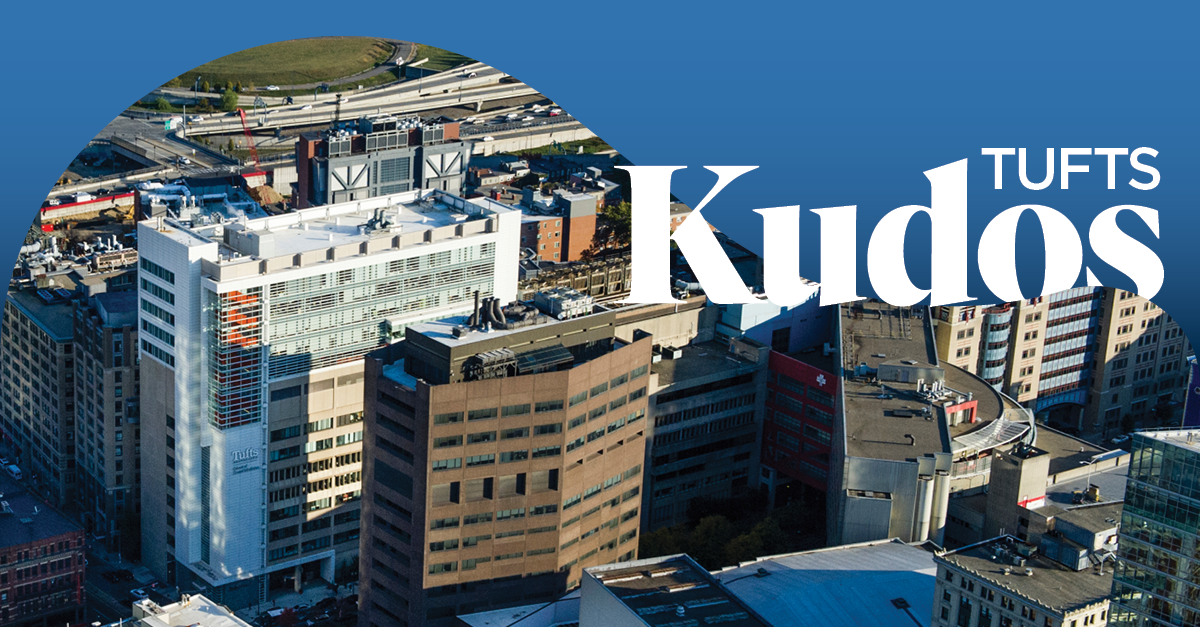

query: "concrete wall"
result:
(473, 126), (597, 157)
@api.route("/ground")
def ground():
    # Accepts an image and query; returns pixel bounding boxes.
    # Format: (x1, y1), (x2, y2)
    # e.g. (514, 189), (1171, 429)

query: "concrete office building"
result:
(358, 303), (652, 627)
(934, 288), (1193, 438)
(0, 473), (87, 627)
(643, 338), (769, 531)
(1109, 430), (1200, 627)
(828, 301), (1034, 547)
(136, 188), (519, 608)
(296, 115), (472, 208)
(132, 594), (252, 627)
(934, 534), (1115, 627)
(73, 287), (142, 555)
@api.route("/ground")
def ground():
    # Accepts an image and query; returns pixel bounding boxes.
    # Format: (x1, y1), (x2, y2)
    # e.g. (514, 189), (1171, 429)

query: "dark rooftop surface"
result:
(0, 474), (80, 547)
(840, 302), (1019, 462)
(785, 343), (838, 375)
(651, 340), (760, 389)
(1055, 502), (1123, 533)
(7, 282), (78, 341)
(1035, 428), (1113, 476)
(938, 536), (1113, 615)
(590, 555), (770, 627)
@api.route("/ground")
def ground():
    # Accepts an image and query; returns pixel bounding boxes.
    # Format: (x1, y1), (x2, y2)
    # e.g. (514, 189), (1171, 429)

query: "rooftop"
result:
(1055, 502), (1124, 534)
(1044, 464), (1128, 508)
(95, 290), (138, 327)
(1036, 427), (1114, 477)
(588, 554), (771, 627)
(144, 188), (512, 262)
(406, 312), (563, 349)
(0, 473), (81, 547)
(841, 301), (1020, 462)
(1137, 428), (1200, 454)
(716, 539), (937, 627)
(937, 536), (1113, 615)
(7, 281), (78, 341)
(651, 340), (762, 389)
(134, 594), (251, 627)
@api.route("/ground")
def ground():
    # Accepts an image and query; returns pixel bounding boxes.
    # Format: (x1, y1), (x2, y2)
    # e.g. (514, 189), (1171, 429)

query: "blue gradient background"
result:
(2, 3), (1196, 330)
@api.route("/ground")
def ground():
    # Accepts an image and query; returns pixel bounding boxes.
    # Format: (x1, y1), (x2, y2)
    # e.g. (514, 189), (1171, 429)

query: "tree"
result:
(235, 81), (244, 92)
(591, 201), (632, 253)
(225, 80), (234, 92)
(165, 77), (182, 88)
(639, 525), (685, 559)
(153, 97), (173, 112)
(688, 515), (737, 569)
(220, 89), (239, 112)
(201, 80), (211, 93)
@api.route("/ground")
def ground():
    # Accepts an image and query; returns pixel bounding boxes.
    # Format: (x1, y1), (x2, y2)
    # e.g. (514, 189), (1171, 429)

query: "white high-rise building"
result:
(137, 187), (519, 608)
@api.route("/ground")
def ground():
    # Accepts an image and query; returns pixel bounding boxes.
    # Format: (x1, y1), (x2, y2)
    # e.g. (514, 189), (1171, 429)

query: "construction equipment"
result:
(235, 108), (260, 167)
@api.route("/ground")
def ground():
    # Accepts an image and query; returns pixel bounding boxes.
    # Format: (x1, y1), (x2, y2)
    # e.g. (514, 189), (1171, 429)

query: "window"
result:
(501, 427), (529, 440)
(467, 431), (496, 444)
(432, 458), (462, 472)
(466, 454), (495, 467)
(500, 450), (529, 463)
(591, 382), (609, 397)
(535, 400), (564, 413)
(569, 391), (588, 407)
(534, 423), (562, 436)
(434, 412), (462, 425)
(468, 408), (498, 421)
(532, 445), (561, 458)
(1022, 348), (1037, 359)
(433, 435), (463, 449)
(502, 403), (531, 417)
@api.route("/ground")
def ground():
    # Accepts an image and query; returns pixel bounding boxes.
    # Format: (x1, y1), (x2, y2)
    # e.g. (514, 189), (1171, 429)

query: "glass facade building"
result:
(1110, 430), (1200, 626)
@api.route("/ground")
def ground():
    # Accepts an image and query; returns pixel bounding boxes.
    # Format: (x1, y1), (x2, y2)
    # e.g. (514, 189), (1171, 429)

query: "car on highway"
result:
(266, 85), (280, 91)
(482, 136), (494, 141)
(337, 97), (350, 104)
(189, 115), (204, 123)
(465, 72), (478, 78)
(300, 104), (313, 110)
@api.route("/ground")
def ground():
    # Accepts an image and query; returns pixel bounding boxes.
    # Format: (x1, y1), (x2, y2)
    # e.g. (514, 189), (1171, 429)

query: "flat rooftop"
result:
(407, 313), (564, 349)
(938, 536), (1113, 615)
(589, 555), (771, 627)
(0, 474), (80, 547)
(146, 188), (513, 261)
(1045, 464), (1128, 508)
(717, 539), (937, 627)
(1036, 427), (1114, 477)
(652, 340), (760, 389)
(1055, 502), (1123, 533)
(841, 302), (1017, 462)
(7, 283), (77, 341)
(135, 594), (251, 627)
(1137, 428), (1200, 454)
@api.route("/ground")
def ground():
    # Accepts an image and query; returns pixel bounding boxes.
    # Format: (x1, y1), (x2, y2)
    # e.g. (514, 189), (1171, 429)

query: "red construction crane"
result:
(235, 108), (260, 167)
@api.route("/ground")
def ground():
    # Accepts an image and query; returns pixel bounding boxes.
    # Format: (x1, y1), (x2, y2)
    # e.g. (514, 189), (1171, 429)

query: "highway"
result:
(176, 62), (531, 133)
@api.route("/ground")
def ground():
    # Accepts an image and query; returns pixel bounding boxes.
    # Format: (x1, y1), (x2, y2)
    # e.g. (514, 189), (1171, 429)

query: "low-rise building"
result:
(934, 534), (1114, 627)
(132, 593), (250, 627)
(0, 473), (87, 627)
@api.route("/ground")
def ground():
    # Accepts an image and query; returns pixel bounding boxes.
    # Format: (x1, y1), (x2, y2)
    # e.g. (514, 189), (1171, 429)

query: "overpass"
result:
(183, 82), (541, 136)
(156, 61), (510, 110)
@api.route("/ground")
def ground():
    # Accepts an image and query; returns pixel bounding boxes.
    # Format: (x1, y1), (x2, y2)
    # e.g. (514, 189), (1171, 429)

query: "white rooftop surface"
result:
(148, 190), (512, 257)
(407, 313), (566, 348)
(135, 594), (251, 627)
(715, 539), (937, 627)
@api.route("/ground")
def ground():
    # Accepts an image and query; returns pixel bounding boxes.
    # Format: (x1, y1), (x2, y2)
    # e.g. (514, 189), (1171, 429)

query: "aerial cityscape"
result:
(1, 36), (1197, 627)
